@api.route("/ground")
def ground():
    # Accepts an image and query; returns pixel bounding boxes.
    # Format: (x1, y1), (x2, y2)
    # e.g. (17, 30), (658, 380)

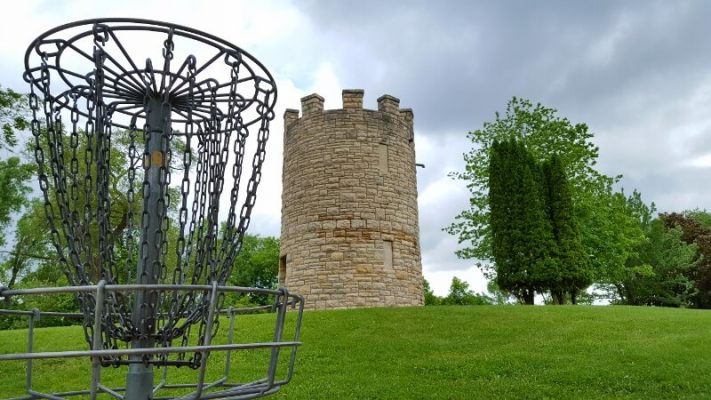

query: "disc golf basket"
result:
(0, 18), (303, 399)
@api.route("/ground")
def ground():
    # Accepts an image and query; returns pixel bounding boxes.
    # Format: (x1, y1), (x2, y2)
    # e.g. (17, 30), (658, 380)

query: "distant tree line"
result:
(423, 277), (492, 306)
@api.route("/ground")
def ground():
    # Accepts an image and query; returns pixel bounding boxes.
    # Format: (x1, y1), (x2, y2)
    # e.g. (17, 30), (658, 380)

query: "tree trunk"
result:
(523, 290), (535, 305)
(552, 290), (565, 305)
(614, 283), (626, 303)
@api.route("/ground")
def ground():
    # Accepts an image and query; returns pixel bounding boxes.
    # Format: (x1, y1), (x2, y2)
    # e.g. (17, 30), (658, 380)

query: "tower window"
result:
(379, 143), (388, 174)
(279, 255), (287, 287)
(383, 240), (393, 271)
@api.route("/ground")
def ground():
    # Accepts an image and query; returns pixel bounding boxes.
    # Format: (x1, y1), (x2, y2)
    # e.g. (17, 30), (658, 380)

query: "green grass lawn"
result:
(2, 305), (711, 399)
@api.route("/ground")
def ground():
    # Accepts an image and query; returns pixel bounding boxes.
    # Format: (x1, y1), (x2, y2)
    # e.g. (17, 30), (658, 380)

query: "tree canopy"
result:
(0, 200), (50, 293)
(0, 157), (34, 248)
(229, 233), (280, 305)
(622, 218), (697, 307)
(446, 97), (615, 266)
(0, 86), (28, 150)
(0, 86), (33, 249)
(447, 97), (647, 304)
(660, 211), (711, 308)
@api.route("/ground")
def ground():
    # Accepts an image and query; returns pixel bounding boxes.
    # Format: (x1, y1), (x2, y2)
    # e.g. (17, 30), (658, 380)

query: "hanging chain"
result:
(219, 59), (244, 267)
(221, 82), (273, 282)
(25, 22), (277, 369)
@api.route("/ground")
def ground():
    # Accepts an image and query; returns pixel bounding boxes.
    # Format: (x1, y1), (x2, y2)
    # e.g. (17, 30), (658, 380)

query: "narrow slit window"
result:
(383, 240), (393, 271)
(279, 255), (287, 287)
(379, 143), (388, 174)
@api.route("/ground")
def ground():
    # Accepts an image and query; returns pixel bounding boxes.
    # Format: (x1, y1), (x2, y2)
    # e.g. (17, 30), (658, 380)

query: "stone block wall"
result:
(280, 89), (424, 309)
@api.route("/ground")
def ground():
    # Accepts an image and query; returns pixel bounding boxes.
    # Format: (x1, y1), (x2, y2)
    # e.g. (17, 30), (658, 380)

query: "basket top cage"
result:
(22, 14), (281, 366)
(23, 17), (278, 288)
(24, 18), (277, 131)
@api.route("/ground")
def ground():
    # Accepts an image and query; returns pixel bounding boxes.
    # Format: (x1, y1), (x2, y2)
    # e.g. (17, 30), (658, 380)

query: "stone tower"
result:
(279, 89), (424, 309)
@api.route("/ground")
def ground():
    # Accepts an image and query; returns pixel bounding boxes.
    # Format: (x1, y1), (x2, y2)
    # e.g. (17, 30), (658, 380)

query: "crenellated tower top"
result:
(285, 89), (413, 128)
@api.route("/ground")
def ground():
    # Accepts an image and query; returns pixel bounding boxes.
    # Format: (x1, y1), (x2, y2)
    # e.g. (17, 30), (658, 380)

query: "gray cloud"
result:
(293, 1), (639, 130)
(293, 0), (711, 202)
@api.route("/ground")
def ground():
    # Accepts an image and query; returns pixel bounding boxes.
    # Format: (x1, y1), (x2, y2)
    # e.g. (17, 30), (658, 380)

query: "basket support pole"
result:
(125, 96), (169, 400)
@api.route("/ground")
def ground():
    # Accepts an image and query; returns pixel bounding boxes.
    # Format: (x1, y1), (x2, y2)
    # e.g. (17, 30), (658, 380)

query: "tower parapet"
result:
(280, 89), (424, 309)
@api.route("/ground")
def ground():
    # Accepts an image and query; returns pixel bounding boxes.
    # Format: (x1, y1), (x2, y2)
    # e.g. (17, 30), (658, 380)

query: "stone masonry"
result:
(280, 89), (424, 309)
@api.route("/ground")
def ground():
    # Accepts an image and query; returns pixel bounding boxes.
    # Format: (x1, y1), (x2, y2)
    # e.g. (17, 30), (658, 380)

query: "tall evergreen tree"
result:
(542, 156), (591, 304)
(489, 139), (557, 304)
(519, 143), (558, 300)
(489, 140), (523, 299)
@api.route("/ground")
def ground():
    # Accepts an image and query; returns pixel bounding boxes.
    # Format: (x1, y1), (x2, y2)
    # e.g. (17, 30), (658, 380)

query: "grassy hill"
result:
(1, 305), (711, 399)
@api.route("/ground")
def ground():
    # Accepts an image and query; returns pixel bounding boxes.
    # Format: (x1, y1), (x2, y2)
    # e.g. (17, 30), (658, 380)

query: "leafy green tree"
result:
(0, 157), (34, 248)
(0, 201), (50, 295)
(446, 97), (621, 284)
(485, 280), (515, 305)
(441, 276), (491, 305)
(445, 276), (472, 303)
(623, 219), (698, 307)
(229, 234), (280, 305)
(686, 210), (711, 230)
(422, 278), (441, 305)
(0, 201), (79, 327)
(10, 260), (79, 328)
(661, 212), (711, 308)
(22, 127), (190, 284)
(593, 190), (652, 302)
(0, 85), (29, 150)
(542, 156), (591, 304)
(31, 130), (136, 283)
(488, 139), (556, 304)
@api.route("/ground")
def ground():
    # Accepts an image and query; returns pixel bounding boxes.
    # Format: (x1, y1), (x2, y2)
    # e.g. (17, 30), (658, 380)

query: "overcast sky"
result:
(1, 0), (709, 295)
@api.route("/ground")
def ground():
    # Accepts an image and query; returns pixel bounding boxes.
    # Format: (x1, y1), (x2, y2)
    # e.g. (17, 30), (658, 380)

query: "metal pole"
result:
(90, 280), (106, 399)
(25, 309), (39, 394)
(266, 290), (288, 389)
(224, 306), (236, 379)
(126, 96), (169, 400)
(195, 281), (220, 399)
